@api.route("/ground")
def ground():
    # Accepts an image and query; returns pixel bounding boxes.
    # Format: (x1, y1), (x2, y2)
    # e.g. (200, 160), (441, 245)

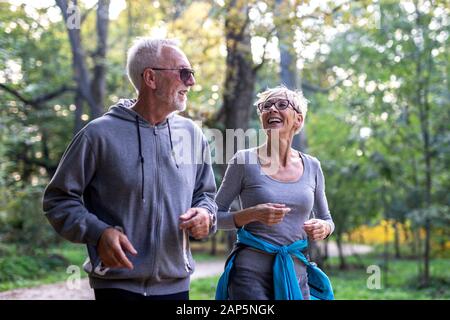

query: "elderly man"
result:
(43, 38), (217, 300)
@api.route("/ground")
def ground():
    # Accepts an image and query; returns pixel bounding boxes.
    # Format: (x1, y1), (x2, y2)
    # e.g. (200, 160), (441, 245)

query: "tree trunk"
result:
(308, 241), (323, 268)
(394, 221), (401, 259)
(402, 221), (410, 243)
(335, 232), (347, 270)
(274, 0), (328, 268)
(121, 0), (134, 94)
(90, 0), (110, 116)
(210, 233), (217, 256)
(73, 89), (84, 135)
(274, 0), (307, 152)
(56, 0), (110, 121)
(323, 238), (329, 261)
(413, 4), (434, 287)
(383, 220), (389, 288)
(420, 66), (432, 286)
(41, 129), (57, 177)
(382, 184), (389, 288)
(223, 0), (255, 140)
(218, 1), (256, 253)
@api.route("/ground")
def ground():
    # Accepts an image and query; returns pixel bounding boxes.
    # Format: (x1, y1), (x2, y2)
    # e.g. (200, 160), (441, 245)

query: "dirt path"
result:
(0, 242), (372, 300)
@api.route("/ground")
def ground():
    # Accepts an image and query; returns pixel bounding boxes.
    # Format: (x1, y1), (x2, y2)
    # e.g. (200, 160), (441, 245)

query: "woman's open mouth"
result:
(267, 116), (283, 126)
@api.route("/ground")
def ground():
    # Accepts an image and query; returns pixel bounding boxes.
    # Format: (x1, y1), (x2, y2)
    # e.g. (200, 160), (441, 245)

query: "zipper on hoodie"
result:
(144, 124), (162, 295)
(142, 126), (155, 294)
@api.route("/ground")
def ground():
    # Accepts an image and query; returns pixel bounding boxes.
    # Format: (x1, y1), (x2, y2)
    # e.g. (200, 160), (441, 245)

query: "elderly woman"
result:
(215, 86), (334, 300)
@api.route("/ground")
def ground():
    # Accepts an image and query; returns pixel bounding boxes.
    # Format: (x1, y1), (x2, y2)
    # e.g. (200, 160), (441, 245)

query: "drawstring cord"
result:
(182, 229), (192, 273)
(135, 115), (145, 201)
(167, 118), (179, 168)
(135, 115), (179, 201)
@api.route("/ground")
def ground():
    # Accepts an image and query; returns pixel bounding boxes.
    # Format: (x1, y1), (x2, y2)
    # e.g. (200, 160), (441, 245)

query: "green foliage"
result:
(0, 185), (60, 252)
(189, 256), (450, 300)
(408, 205), (450, 228)
(308, 0), (449, 250)
(190, 275), (220, 300)
(328, 258), (450, 299)
(0, 243), (87, 291)
(0, 254), (67, 283)
(0, 0), (448, 293)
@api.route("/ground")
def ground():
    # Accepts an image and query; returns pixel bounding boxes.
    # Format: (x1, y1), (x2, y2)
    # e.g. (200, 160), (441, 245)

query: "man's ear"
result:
(142, 69), (157, 89)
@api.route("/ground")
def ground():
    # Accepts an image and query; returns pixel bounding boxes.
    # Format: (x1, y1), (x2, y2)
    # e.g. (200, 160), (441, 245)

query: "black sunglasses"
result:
(142, 67), (195, 85)
(257, 99), (300, 113)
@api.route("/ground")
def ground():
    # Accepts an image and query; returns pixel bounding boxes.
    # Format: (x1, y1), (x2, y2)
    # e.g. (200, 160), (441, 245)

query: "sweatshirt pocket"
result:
(83, 225), (126, 277)
(83, 258), (110, 276)
(83, 249), (110, 276)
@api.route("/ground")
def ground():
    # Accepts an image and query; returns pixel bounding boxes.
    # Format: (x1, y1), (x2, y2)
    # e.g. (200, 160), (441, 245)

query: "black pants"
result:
(94, 288), (189, 301)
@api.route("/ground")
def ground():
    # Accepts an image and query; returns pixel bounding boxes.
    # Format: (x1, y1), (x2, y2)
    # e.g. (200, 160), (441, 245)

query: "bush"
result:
(0, 184), (61, 253)
(0, 251), (68, 283)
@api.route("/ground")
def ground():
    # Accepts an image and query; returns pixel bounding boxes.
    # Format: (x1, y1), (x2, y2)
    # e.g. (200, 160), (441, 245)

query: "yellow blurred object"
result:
(344, 219), (427, 245)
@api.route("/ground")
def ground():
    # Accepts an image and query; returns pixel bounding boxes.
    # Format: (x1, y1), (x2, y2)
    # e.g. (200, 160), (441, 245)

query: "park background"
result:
(0, 0), (448, 299)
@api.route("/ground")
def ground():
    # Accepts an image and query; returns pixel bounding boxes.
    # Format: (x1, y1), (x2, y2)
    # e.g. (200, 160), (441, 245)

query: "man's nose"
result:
(186, 73), (195, 87)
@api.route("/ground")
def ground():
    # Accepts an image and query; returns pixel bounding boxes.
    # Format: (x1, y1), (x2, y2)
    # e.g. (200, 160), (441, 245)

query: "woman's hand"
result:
(251, 203), (291, 226)
(303, 219), (331, 240)
(232, 203), (291, 227)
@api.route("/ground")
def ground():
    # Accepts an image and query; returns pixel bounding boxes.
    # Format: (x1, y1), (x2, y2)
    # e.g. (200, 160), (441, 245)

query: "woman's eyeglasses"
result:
(141, 67), (195, 86)
(257, 99), (300, 113)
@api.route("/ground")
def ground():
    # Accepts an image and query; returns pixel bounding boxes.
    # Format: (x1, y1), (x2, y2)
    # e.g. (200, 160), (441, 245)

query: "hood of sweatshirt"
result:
(105, 98), (175, 127)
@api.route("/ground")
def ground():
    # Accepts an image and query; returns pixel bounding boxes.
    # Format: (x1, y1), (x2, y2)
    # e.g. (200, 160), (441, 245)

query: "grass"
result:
(191, 251), (224, 262)
(190, 275), (221, 300)
(326, 255), (450, 299)
(0, 243), (88, 292)
(189, 254), (450, 300)
(0, 242), (221, 292)
(1, 241), (449, 300)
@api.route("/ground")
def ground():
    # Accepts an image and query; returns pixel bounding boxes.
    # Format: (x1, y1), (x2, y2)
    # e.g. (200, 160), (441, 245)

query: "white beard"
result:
(175, 100), (187, 112)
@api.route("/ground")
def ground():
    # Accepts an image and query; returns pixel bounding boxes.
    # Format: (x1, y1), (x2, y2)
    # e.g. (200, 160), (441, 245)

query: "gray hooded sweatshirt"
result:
(42, 99), (217, 296)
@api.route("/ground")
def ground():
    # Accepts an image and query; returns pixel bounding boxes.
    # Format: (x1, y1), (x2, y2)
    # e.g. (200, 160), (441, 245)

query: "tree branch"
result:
(253, 25), (278, 72)
(0, 83), (34, 106)
(80, 3), (98, 25)
(301, 77), (347, 93)
(34, 86), (75, 104)
(0, 83), (74, 109)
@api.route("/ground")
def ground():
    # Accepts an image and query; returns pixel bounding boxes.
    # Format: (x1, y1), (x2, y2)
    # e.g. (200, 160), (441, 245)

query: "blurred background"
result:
(0, 0), (448, 299)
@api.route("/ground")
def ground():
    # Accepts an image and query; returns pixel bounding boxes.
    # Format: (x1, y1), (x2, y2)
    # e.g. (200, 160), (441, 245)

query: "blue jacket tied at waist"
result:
(215, 228), (334, 300)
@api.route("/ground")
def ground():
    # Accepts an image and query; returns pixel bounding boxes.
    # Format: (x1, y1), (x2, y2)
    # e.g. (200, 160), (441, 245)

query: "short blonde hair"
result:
(255, 86), (308, 134)
(254, 85), (308, 116)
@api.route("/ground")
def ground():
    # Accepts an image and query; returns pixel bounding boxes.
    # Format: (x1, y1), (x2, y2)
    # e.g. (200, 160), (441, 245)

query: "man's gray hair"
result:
(126, 37), (180, 92)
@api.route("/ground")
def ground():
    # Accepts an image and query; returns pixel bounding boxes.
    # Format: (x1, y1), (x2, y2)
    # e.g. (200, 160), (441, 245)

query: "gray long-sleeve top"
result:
(215, 148), (334, 246)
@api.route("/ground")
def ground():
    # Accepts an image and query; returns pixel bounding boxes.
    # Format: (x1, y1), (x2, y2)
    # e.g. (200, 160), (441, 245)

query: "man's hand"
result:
(97, 228), (138, 269)
(303, 219), (331, 241)
(179, 208), (211, 239)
